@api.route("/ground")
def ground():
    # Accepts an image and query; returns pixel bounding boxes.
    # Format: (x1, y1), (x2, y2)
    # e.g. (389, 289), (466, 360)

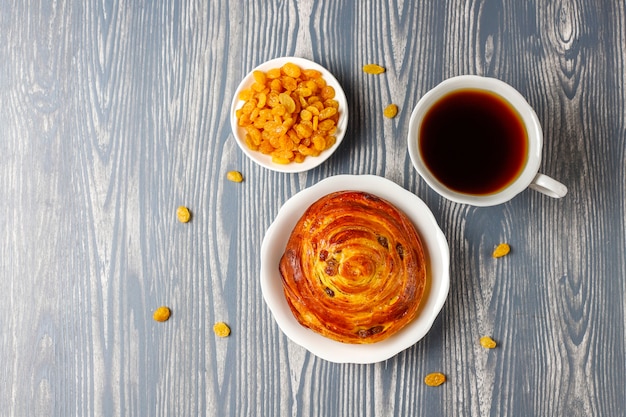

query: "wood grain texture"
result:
(1, 0), (625, 416)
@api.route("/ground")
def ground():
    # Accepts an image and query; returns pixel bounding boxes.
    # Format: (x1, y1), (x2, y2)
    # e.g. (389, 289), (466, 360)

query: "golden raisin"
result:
(252, 70), (266, 85)
(300, 109), (313, 121)
(492, 243), (511, 258)
(266, 68), (281, 79)
(303, 69), (321, 78)
(153, 306), (171, 322)
(480, 336), (497, 349)
(319, 106), (337, 120)
(320, 86), (335, 100)
(213, 322), (231, 337)
(424, 372), (446, 387)
(363, 64), (386, 74)
(282, 62), (302, 78)
(227, 171), (244, 183)
(176, 206), (191, 223)
(279, 92), (296, 113)
(383, 104), (398, 118)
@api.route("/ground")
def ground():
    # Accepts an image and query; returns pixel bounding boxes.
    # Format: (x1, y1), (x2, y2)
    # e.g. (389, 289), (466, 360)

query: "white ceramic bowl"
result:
(260, 175), (450, 363)
(230, 57), (349, 173)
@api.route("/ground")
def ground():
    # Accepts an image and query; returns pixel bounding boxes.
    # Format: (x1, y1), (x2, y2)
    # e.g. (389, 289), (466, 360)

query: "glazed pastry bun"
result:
(279, 191), (427, 344)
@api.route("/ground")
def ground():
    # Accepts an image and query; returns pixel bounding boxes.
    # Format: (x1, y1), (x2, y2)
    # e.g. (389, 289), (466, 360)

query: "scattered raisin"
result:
(362, 64), (386, 74)
(213, 322), (231, 337)
(177, 206), (191, 223)
(424, 372), (446, 387)
(227, 170), (244, 183)
(492, 243), (511, 258)
(153, 306), (171, 322)
(480, 336), (497, 349)
(383, 104), (398, 118)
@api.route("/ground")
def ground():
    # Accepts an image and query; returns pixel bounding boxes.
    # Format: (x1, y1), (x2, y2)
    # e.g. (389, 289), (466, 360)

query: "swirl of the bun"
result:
(279, 191), (427, 344)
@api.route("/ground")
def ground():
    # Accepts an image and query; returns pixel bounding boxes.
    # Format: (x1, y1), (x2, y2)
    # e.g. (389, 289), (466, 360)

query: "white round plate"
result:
(230, 57), (349, 173)
(260, 175), (450, 363)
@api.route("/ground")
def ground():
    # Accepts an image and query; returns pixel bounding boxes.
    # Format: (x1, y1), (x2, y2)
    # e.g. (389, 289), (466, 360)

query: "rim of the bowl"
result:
(260, 175), (450, 363)
(230, 57), (349, 173)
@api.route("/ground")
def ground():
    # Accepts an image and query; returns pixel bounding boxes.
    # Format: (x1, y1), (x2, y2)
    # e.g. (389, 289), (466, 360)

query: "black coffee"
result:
(419, 89), (528, 195)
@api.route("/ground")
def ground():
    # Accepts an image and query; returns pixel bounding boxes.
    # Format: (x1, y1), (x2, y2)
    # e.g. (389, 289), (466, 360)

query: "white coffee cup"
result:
(407, 75), (567, 206)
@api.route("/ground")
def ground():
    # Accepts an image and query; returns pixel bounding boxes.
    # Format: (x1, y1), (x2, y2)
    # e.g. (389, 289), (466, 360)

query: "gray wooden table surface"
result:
(2, 0), (625, 416)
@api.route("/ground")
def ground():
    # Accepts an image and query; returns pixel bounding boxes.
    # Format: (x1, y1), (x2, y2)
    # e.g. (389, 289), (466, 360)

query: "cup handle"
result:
(529, 173), (568, 198)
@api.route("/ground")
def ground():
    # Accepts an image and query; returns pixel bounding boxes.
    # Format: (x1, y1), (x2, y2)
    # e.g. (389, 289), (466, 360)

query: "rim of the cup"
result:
(407, 75), (543, 206)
